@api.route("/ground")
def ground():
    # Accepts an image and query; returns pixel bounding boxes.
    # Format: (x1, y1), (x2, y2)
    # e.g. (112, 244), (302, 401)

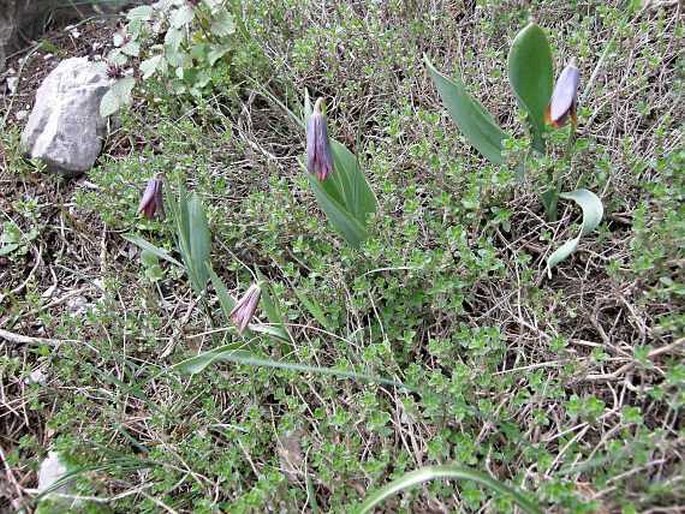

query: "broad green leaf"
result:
(100, 77), (135, 118)
(121, 40), (140, 57)
(121, 233), (183, 268)
(187, 192), (211, 293)
(164, 26), (184, 53)
(424, 55), (508, 164)
(207, 45), (231, 66)
(309, 174), (368, 247)
(356, 465), (542, 514)
(140, 55), (166, 80)
(508, 23), (554, 153)
(210, 10), (236, 37)
(172, 346), (406, 389)
(329, 140), (377, 224)
(126, 5), (152, 22)
(170, 5), (194, 28)
(546, 189), (604, 277)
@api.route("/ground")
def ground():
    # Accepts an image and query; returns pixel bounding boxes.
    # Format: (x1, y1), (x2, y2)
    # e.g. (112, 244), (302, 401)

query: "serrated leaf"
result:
(121, 233), (183, 268)
(508, 23), (554, 153)
(140, 55), (166, 80)
(121, 40), (140, 57)
(425, 54), (508, 164)
(207, 45), (230, 66)
(210, 10), (236, 37)
(100, 77), (135, 117)
(357, 465), (542, 514)
(126, 5), (152, 22)
(170, 5), (194, 28)
(165, 26), (184, 52)
(546, 189), (604, 277)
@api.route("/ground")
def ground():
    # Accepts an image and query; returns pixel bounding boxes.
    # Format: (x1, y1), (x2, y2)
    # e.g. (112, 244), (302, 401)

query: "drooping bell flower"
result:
(230, 283), (261, 334)
(306, 98), (334, 181)
(138, 175), (164, 219)
(545, 61), (580, 128)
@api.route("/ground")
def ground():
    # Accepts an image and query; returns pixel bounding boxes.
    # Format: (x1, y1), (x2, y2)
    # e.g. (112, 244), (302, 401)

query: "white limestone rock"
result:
(21, 57), (111, 176)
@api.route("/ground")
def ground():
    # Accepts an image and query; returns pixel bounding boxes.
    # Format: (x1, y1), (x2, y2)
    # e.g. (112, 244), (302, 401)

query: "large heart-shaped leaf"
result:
(424, 55), (508, 164)
(508, 22), (554, 153)
(546, 189), (604, 277)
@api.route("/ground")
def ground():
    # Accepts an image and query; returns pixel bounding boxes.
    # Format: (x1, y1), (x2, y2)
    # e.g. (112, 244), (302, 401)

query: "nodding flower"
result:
(230, 283), (261, 334)
(306, 98), (334, 181)
(545, 61), (580, 128)
(138, 175), (164, 219)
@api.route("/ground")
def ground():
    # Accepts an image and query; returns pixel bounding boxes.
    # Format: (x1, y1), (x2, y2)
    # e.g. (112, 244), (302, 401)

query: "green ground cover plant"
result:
(1, 0), (683, 512)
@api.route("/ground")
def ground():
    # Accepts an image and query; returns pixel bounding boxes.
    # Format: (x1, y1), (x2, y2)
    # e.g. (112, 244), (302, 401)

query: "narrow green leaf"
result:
(207, 264), (235, 321)
(121, 233), (183, 268)
(256, 270), (291, 343)
(248, 324), (292, 342)
(187, 192), (211, 293)
(508, 23), (554, 152)
(424, 55), (508, 164)
(356, 465), (542, 514)
(546, 189), (604, 277)
(294, 288), (335, 332)
(309, 174), (368, 247)
(172, 346), (407, 389)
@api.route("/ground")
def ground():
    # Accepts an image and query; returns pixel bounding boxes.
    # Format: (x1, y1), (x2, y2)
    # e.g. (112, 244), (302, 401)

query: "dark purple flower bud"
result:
(545, 61), (580, 128)
(306, 98), (334, 181)
(230, 283), (261, 334)
(137, 176), (164, 219)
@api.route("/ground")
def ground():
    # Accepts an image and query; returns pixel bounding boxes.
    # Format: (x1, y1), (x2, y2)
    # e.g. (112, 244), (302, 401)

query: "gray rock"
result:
(21, 57), (111, 175)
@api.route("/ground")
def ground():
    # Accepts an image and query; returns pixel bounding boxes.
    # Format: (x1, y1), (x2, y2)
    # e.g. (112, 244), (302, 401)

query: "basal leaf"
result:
(172, 347), (406, 389)
(424, 55), (508, 164)
(546, 189), (604, 277)
(330, 140), (377, 224)
(508, 23), (554, 152)
(309, 174), (368, 247)
(207, 263), (235, 322)
(356, 465), (542, 514)
(121, 233), (183, 268)
(187, 192), (211, 293)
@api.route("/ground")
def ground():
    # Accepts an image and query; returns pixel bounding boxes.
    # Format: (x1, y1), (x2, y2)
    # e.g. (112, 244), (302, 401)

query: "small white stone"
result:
(6, 76), (18, 93)
(38, 451), (69, 494)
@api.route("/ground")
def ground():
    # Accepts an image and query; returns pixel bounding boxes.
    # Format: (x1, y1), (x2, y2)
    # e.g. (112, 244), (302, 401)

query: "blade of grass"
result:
(356, 465), (542, 514)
